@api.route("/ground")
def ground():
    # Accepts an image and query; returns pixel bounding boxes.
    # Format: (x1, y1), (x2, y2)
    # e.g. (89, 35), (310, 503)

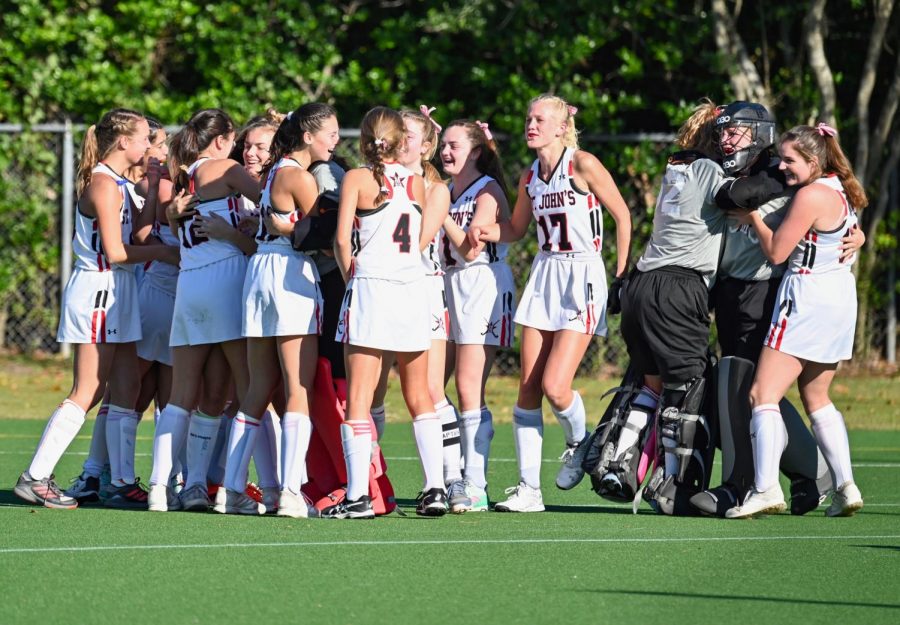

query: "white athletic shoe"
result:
(556, 436), (590, 490)
(215, 489), (266, 515)
(148, 484), (182, 512)
(262, 488), (280, 514)
(212, 486), (227, 513)
(464, 480), (489, 513)
(826, 481), (863, 517)
(276, 490), (308, 519)
(494, 482), (545, 512)
(725, 485), (786, 519)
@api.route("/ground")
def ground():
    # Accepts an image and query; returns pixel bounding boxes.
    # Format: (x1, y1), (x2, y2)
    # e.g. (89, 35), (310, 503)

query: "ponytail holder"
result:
(419, 105), (442, 132)
(285, 111), (293, 121)
(475, 120), (493, 141)
(373, 138), (385, 148)
(566, 105), (578, 117)
(816, 122), (837, 137)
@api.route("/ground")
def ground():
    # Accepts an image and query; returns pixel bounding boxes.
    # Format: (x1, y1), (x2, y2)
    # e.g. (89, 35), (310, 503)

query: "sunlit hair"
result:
(76, 108), (144, 195)
(261, 103), (337, 177)
(359, 106), (405, 205)
(443, 119), (510, 200)
(675, 99), (719, 158)
(400, 108), (441, 185)
(168, 108), (235, 190)
(230, 108), (284, 166)
(780, 125), (868, 210)
(528, 94), (579, 149)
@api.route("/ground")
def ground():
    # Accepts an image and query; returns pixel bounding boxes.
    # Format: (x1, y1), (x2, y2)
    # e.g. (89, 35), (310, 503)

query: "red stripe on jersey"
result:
(585, 304), (593, 335)
(766, 319), (779, 347)
(773, 318), (788, 351)
(91, 310), (99, 343)
(444, 309), (451, 338)
(407, 176), (417, 202)
(500, 314), (507, 346)
(99, 310), (107, 343)
(525, 169), (534, 184)
(568, 160), (574, 176)
(587, 194), (593, 209)
(382, 174), (394, 199)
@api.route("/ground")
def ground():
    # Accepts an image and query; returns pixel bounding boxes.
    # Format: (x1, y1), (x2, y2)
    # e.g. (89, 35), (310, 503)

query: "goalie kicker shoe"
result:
(494, 482), (545, 512)
(556, 436), (590, 490)
(826, 481), (863, 517)
(322, 495), (375, 519)
(725, 484), (786, 519)
(64, 472), (101, 504)
(416, 488), (449, 517)
(14, 472), (78, 509)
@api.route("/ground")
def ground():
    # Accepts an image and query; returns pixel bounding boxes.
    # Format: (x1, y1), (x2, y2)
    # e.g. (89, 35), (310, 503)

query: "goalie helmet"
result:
(715, 101), (776, 175)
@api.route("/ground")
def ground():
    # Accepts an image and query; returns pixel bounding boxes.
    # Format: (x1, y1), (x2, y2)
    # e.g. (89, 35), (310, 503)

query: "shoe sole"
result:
(224, 506), (264, 515)
(827, 501), (864, 517)
(727, 502), (786, 519)
(276, 508), (308, 519)
(104, 499), (148, 510)
(494, 504), (545, 513)
(556, 475), (585, 491)
(15, 484), (79, 509)
(181, 499), (211, 512)
(346, 511), (375, 519)
(416, 506), (448, 517)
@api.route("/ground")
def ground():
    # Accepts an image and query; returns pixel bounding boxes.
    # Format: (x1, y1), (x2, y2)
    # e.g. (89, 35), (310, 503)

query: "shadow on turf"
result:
(581, 589), (900, 610)
(853, 544), (900, 552)
(0, 489), (31, 508)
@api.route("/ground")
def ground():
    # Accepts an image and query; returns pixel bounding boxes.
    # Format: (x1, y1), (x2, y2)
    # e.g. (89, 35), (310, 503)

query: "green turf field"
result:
(2, 413), (899, 625)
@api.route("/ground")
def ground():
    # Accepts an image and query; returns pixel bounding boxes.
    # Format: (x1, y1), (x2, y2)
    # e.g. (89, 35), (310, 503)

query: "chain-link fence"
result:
(1, 123), (896, 374)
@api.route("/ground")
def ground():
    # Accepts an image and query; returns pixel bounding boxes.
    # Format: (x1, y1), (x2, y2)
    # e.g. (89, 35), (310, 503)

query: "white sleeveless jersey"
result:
(442, 175), (508, 269)
(124, 179), (145, 214)
(256, 158), (301, 249)
(72, 163), (134, 272)
(525, 148), (603, 258)
(350, 163), (423, 283)
(177, 158), (245, 270)
(787, 175), (858, 276)
(143, 223), (179, 294)
(421, 179), (444, 276)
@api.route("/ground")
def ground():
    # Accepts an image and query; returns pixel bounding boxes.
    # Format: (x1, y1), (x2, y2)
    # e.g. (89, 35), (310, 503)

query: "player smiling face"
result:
(242, 127), (275, 176)
(440, 125), (478, 177)
(400, 117), (430, 169)
(123, 118), (152, 166)
(778, 139), (816, 186)
(525, 100), (566, 150)
(306, 114), (340, 163)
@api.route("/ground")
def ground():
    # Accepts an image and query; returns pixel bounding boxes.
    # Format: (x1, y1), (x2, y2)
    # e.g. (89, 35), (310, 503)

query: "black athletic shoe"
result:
(415, 488), (448, 517)
(322, 495), (374, 519)
(64, 472), (101, 504)
(790, 478), (827, 516)
(104, 480), (150, 510)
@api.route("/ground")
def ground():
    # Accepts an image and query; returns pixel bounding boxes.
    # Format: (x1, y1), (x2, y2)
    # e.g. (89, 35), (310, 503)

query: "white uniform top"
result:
(72, 163), (135, 273)
(787, 175), (858, 276)
(255, 158), (301, 250)
(143, 224), (180, 294)
(350, 162), (423, 283)
(177, 158), (245, 271)
(525, 148), (603, 258)
(124, 179), (145, 214)
(421, 179), (444, 276)
(442, 175), (508, 269)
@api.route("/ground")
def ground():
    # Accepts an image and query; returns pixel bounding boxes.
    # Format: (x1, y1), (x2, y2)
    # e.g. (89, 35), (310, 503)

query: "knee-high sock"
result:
(551, 391), (586, 446)
(82, 402), (109, 477)
(750, 404), (788, 491)
(184, 411), (222, 489)
(106, 404), (135, 486)
(28, 400), (86, 480)
(119, 409), (140, 485)
(779, 398), (832, 489)
(437, 399), (462, 484)
(810, 403), (854, 488)
(255, 410), (282, 489)
(412, 413), (443, 491)
(512, 405), (543, 489)
(613, 386), (659, 460)
(224, 412), (261, 493)
(460, 406), (494, 489)
(281, 412), (312, 495)
(150, 404), (190, 486)
(342, 420), (372, 501)
(207, 415), (230, 486)
(370, 405), (386, 442)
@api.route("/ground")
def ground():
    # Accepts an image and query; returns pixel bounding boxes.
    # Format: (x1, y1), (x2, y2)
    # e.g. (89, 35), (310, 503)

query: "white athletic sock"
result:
(412, 413), (444, 491)
(810, 403), (854, 487)
(512, 405), (543, 489)
(750, 404), (788, 491)
(28, 400), (86, 481)
(184, 411), (222, 489)
(119, 409), (140, 485)
(150, 404), (190, 486)
(613, 386), (659, 460)
(224, 412), (261, 492)
(281, 412), (312, 495)
(254, 410), (281, 489)
(370, 405), (386, 441)
(82, 403), (109, 477)
(342, 420), (372, 501)
(437, 399), (463, 484)
(207, 415), (230, 486)
(105, 404), (132, 486)
(552, 391), (586, 446)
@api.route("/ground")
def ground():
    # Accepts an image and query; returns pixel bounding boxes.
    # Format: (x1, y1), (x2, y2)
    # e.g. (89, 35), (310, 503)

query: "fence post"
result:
(60, 119), (74, 358)
(887, 169), (897, 365)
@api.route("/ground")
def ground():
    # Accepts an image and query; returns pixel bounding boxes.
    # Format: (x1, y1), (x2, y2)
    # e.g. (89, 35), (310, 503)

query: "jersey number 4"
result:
(538, 213), (572, 252)
(392, 213), (411, 253)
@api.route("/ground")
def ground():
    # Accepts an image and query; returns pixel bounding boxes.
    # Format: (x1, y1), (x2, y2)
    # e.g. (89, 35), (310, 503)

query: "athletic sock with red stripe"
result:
(224, 412), (260, 493)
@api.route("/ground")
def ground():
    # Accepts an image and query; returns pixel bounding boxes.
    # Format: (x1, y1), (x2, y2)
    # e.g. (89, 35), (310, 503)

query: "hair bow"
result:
(475, 120), (493, 141)
(816, 122), (838, 137)
(566, 105), (578, 117)
(419, 105), (442, 132)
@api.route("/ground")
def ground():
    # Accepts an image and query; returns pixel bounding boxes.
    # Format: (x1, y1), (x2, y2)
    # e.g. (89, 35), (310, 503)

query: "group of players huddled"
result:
(13, 94), (867, 520)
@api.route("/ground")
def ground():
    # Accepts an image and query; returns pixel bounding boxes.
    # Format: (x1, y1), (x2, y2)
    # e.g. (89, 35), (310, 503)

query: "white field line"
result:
(0, 534), (898, 555)
(0, 450), (897, 469)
